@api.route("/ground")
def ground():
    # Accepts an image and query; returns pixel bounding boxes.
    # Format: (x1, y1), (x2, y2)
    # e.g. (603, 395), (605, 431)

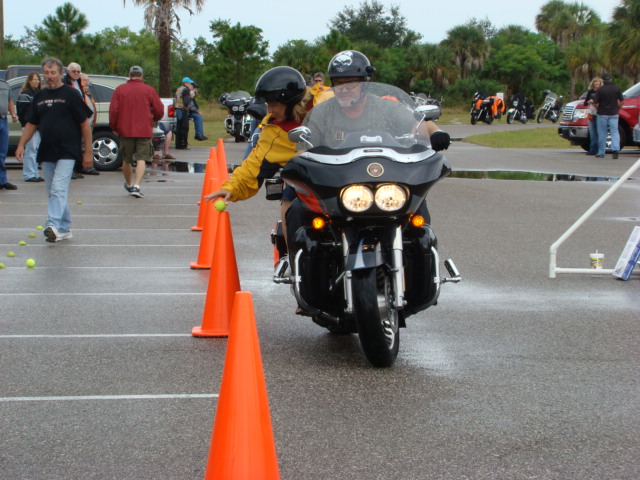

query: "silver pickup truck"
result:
(7, 74), (176, 171)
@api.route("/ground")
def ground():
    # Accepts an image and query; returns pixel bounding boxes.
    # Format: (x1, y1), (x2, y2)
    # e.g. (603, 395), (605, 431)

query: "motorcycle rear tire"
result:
(352, 267), (399, 368)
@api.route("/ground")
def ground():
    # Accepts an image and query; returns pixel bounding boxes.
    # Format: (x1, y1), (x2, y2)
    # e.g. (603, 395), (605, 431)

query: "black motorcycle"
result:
(219, 90), (252, 142)
(506, 94), (531, 124)
(271, 83), (461, 367)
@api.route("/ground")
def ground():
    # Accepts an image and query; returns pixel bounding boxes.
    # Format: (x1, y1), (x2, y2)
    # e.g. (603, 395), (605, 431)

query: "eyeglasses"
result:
(314, 79), (323, 83)
(69, 70), (81, 73)
(333, 81), (361, 91)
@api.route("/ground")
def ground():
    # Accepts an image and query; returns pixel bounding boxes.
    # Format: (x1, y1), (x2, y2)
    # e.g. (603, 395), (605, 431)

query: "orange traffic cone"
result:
(202, 291), (280, 480)
(216, 138), (229, 183)
(192, 147), (218, 231)
(190, 178), (219, 270)
(192, 210), (240, 336)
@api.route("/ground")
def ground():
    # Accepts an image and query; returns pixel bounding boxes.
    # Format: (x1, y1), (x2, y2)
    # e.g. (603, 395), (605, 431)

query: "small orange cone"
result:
(192, 147), (218, 232)
(192, 210), (240, 336)
(202, 291), (280, 479)
(190, 178), (219, 270)
(216, 138), (229, 183)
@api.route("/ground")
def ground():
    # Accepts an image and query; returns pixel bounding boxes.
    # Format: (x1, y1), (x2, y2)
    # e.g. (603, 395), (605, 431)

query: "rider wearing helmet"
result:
(205, 67), (311, 247)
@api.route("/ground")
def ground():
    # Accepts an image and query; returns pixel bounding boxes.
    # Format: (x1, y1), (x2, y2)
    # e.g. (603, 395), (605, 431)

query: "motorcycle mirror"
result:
(288, 126), (313, 149)
(415, 104), (441, 122)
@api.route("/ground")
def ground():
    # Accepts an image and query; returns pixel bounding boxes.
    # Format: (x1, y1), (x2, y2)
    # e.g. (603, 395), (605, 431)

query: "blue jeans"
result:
(0, 117), (8, 184)
(23, 129), (41, 180)
(189, 111), (204, 137)
(587, 118), (598, 154)
(42, 159), (75, 233)
(596, 114), (619, 156)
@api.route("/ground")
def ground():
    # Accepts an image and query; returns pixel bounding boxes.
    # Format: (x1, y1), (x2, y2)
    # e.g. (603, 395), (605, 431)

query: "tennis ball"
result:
(19, 241), (27, 246)
(26, 259), (35, 268)
(214, 199), (226, 212)
(0, 263), (6, 269)
(36, 225), (43, 230)
(77, 200), (83, 205)
(7, 251), (15, 257)
(28, 233), (36, 238)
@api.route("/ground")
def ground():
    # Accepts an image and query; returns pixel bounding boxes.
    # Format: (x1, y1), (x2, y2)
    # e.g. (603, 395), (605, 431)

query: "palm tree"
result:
(606, 0), (640, 83)
(123, 0), (206, 96)
(441, 25), (489, 80)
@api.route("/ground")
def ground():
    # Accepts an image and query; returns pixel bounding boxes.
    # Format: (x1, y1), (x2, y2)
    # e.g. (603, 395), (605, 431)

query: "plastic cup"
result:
(590, 252), (604, 269)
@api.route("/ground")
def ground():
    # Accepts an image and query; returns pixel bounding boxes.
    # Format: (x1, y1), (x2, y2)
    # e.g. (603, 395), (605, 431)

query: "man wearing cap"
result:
(594, 73), (624, 159)
(175, 77), (194, 149)
(109, 66), (164, 198)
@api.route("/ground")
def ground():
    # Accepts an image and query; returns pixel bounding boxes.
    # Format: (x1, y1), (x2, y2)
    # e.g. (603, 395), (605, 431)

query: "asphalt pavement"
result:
(1, 125), (639, 480)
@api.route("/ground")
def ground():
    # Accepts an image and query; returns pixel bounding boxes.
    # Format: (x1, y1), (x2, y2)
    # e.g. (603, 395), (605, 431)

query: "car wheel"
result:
(92, 131), (122, 171)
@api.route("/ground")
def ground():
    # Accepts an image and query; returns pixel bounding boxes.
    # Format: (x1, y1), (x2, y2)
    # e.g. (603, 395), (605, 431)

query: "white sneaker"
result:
(130, 186), (144, 198)
(57, 231), (73, 241)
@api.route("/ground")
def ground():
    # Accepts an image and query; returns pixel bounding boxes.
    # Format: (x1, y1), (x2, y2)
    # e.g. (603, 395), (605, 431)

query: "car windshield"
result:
(623, 81), (640, 99)
(303, 82), (433, 151)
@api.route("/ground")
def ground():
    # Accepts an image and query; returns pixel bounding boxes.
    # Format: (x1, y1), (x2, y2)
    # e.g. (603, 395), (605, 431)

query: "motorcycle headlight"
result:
(374, 184), (407, 211)
(341, 185), (374, 212)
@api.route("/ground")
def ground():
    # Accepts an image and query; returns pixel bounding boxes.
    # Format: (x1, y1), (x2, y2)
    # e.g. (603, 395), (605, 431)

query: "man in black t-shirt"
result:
(15, 57), (93, 243)
(594, 73), (624, 158)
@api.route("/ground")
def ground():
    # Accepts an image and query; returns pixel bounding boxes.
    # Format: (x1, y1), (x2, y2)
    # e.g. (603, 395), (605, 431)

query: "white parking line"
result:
(0, 394), (217, 402)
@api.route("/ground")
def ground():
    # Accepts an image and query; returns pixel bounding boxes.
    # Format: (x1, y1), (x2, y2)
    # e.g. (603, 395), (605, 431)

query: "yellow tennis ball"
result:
(0, 263), (6, 269)
(19, 240), (27, 246)
(77, 200), (83, 205)
(214, 199), (226, 212)
(28, 233), (36, 238)
(7, 251), (15, 257)
(36, 225), (43, 230)
(26, 259), (36, 268)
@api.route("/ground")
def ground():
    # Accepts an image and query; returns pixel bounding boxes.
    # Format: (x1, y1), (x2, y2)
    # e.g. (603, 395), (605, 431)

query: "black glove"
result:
(430, 130), (450, 151)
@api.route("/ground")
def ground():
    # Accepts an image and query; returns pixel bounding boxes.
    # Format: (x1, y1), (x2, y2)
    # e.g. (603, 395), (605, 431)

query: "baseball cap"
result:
(182, 77), (194, 83)
(130, 65), (143, 75)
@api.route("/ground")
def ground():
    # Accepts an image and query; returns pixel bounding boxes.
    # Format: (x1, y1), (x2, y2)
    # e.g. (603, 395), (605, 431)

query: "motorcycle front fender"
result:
(346, 237), (383, 271)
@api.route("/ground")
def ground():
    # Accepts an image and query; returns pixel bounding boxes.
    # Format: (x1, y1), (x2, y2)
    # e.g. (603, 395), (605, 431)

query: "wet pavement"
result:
(1, 131), (639, 479)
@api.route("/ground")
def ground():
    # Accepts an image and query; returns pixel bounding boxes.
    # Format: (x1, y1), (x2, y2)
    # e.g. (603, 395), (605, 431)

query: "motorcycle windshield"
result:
(226, 90), (251, 101)
(303, 82), (437, 155)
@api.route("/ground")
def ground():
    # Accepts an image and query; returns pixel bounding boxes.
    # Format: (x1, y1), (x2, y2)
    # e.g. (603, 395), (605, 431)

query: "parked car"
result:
(7, 74), (175, 171)
(557, 81), (640, 151)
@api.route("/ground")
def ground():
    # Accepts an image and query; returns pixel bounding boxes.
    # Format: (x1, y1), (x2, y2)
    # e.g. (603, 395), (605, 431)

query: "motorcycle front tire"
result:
(537, 110), (545, 123)
(470, 114), (478, 125)
(352, 267), (399, 368)
(506, 111), (514, 124)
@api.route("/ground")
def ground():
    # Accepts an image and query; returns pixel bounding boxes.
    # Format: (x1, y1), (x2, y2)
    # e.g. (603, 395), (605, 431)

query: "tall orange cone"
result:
(190, 177), (219, 270)
(216, 138), (229, 183)
(202, 291), (280, 479)
(192, 147), (218, 231)
(192, 210), (240, 336)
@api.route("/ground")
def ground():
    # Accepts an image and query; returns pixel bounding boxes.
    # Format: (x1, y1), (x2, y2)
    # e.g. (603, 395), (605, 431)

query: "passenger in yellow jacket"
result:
(204, 66), (311, 246)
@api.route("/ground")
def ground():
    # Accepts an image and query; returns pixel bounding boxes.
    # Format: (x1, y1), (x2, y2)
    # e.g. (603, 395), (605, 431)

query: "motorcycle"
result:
(219, 90), (252, 142)
(536, 91), (563, 123)
(470, 92), (495, 125)
(270, 83), (461, 367)
(506, 94), (530, 124)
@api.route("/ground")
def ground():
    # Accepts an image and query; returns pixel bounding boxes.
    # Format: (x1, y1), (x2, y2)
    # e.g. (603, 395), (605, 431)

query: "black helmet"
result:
(543, 89), (551, 95)
(254, 66), (306, 105)
(327, 50), (375, 83)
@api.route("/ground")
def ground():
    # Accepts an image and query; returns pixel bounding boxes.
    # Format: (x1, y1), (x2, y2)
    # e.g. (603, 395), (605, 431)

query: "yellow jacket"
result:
(222, 114), (297, 201)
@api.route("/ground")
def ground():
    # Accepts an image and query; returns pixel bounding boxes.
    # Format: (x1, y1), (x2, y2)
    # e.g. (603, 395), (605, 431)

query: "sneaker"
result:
(195, 135), (209, 141)
(130, 186), (144, 198)
(57, 231), (73, 241)
(0, 182), (18, 190)
(612, 151), (619, 159)
(44, 226), (60, 243)
(124, 182), (132, 193)
(595, 155), (604, 158)
(25, 177), (41, 182)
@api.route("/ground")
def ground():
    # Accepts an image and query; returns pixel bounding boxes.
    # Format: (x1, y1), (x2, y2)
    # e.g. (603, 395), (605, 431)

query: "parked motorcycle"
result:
(470, 92), (503, 125)
(411, 92), (443, 119)
(537, 90), (563, 123)
(270, 83), (461, 367)
(506, 94), (530, 124)
(219, 90), (252, 142)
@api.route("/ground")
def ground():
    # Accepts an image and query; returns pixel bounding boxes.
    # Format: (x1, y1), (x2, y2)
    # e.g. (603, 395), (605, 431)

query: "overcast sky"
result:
(4, 0), (621, 53)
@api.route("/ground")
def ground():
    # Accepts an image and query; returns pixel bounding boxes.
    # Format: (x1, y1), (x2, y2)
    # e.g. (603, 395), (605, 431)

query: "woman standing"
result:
(584, 77), (603, 156)
(16, 72), (43, 182)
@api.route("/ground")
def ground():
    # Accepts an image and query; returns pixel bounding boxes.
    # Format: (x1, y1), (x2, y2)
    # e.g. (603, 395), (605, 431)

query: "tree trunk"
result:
(159, 31), (172, 98)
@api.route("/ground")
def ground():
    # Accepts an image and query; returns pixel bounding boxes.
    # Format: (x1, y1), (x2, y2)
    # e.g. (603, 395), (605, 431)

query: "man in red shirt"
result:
(109, 66), (164, 198)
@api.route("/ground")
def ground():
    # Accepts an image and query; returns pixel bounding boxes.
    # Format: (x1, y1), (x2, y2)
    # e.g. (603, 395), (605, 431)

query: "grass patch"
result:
(464, 126), (572, 149)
